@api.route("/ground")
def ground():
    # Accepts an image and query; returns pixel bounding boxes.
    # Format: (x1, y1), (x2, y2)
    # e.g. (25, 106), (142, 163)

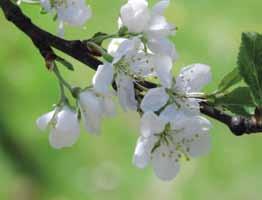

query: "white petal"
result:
(79, 90), (103, 134)
(174, 116), (211, 157)
(101, 96), (116, 117)
(118, 17), (124, 30)
(141, 112), (166, 138)
(36, 110), (55, 131)
(108, 38), (127, 56)
(113, 37), (142, 64)
(49, 128), (80, 149)
(187, 116), (212, 134)
(116, 73), (137, 111)
(153, 55), (173, 88)
(93, 62), (114, 95)
(160, 103), (182, 123)
(147, 15), (175, 38)
(152, 144), (180, 181)
(54, 106), (79, 132)
(186, 133), (211, 157)
(148, 37), (178, 61)
(152, 0), (170, 16)
(140, 87), (169, 112)
(133, 136), (156, 168)
(49, 106), (80, 149)
(175, 64), (212, 92)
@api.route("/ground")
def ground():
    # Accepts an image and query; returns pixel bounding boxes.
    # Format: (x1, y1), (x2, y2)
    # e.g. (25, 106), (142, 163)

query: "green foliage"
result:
(214, 87), (255, 116)
(214, 32), (262, 115)
(238, 32), (262, 107)
(217, 68), (242, 93)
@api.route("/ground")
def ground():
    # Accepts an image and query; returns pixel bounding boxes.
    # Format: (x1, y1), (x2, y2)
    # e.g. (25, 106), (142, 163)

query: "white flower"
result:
(112, 37), (173, 84)
(160, 104), (212, 157)
(36, 105), (80, 149)
(119, 0), (177, 60)
(133, 110), (211, 181)
(40, 0), (92, 34)
(78, 89), (115, 134)
(141, 64), (212, 114)
(93, 38), (144, 111)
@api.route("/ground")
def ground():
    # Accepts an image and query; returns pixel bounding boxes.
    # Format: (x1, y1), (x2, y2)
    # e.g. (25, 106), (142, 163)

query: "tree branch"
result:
(199, 102), (262, 136)
(1, 0), (262, 136)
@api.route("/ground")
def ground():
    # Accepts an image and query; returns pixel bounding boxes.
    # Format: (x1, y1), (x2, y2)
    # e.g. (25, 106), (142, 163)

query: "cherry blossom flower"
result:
(133, 110), (211, 181)
(119, 0), (177, 60)
(36, 105), (80, 149)
(93, 38), (146, 111)
(141, 64), (212, 114)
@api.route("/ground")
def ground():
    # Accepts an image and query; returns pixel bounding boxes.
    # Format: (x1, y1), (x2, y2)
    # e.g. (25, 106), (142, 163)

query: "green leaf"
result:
(214, 87), (255, 116)
(238, 32), (262, 106)
(56, 57), (74, 71)
(217, 68), (242, 93)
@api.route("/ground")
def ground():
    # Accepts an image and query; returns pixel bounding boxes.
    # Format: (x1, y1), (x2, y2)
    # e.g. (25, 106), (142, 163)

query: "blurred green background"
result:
(0, 0), (262, 199)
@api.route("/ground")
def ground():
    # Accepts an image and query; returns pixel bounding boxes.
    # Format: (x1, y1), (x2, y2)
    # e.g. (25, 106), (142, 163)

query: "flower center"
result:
(114, 58), (130, 75)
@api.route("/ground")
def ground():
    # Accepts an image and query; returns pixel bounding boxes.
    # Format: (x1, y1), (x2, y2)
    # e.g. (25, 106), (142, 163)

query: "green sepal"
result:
(102, 53), (114, 63)
(118, 26), (129, 37)
(91, 32), (109, 45)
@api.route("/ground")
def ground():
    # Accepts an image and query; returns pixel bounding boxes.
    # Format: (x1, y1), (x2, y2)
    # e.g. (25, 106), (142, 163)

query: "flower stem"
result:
(53, 64), (74, 103)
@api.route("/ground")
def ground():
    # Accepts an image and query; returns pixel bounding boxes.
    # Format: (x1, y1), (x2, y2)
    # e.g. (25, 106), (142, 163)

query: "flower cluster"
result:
(36, 0), (213, 181)
(135, 64), (212, 181)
